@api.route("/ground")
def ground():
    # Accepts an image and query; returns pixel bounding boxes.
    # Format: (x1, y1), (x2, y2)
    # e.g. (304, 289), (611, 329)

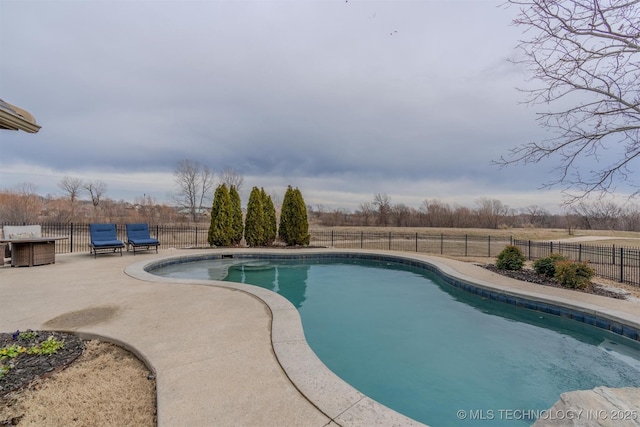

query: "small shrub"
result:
(554, 260), (595, 289)
(0, 335), (64, 379)
(533, 254), (568, 278)
(0, 364), (9, 379)
(1, 344), (26, 359)
(35, 336), (64, 355)
(496, 245), (526, 271)
(18, 330), (38, 341)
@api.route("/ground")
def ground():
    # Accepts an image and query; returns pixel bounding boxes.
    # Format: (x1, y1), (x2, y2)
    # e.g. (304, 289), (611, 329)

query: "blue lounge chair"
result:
(89, 223), (124, 258)
(126, 223), (160, 255)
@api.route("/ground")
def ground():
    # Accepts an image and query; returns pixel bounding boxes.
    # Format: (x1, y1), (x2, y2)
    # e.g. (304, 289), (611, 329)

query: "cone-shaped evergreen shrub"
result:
(261, 188), (277, 245)
(245, 187), (265, 247)
(229, 185), (244, 245)
(279, 186), (310, 246)
(208, 184), (233, 247)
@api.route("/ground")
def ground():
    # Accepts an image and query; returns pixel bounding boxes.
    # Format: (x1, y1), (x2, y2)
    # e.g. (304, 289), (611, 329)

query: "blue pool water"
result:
(152, 256), (640, 426)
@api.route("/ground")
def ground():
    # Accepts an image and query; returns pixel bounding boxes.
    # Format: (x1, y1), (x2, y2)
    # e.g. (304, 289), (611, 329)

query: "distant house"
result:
(0, 99), (41, 133)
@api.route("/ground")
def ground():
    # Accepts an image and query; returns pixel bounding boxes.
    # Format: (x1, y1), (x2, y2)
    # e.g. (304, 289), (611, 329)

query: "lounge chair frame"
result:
(126, 223), (160, 255)
(89, 224), (124, 258)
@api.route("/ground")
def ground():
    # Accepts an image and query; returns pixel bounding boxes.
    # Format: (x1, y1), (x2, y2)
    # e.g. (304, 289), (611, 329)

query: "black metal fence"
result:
(310, 229), (512, 258)
(309, 231), (638, 286)
(3, 222), (639, 287)
(2, 223), (211, 254)
(512, 239), (640, 287)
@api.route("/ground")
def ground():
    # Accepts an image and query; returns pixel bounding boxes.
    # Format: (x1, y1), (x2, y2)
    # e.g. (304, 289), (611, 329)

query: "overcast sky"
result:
(0, 0), (607, 213)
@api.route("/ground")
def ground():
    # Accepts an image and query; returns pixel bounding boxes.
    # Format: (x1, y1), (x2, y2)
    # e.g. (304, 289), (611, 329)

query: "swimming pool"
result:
(149, 253), (640, 426)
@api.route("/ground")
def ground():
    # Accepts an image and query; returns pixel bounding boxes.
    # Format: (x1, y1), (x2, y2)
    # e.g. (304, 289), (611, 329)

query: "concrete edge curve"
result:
(123, 248), (640, 427)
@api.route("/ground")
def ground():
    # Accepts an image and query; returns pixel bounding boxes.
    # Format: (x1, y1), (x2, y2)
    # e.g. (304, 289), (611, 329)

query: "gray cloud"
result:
(1, 0), (580, 212)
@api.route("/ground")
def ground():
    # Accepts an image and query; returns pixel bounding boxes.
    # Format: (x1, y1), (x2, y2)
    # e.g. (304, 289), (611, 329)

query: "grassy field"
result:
(310, 226), (640, 248)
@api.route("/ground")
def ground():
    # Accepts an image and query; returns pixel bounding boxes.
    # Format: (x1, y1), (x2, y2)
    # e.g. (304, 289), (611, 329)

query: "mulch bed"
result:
(0, 331), (84, 398)
(482, 264), (627, 300)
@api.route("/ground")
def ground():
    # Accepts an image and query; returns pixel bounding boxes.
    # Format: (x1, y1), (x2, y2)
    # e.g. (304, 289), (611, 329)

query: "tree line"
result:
(0, 160), (243, 225)
(3, 184), (640, 233)
(2, 157), (640, 232)
(310, 194), (640, 232)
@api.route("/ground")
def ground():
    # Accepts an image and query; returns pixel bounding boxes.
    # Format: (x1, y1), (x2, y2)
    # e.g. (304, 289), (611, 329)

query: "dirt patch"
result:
(1, 334), (156, 426)
(43, 306), (119, 329)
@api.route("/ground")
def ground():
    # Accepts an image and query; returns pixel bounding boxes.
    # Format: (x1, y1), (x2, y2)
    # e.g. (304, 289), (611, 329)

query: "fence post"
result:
(528, 240), (532, 260)
(578, 244), (582, 262)
(620, 247), (624, 283)
(415, 233), (418, 252)
(440, 234), (444, 255)
(360, 231), (363, 249)
(550, 241), (553, 254)
(465, 235), (468, 257)
(388, 232), (391, 250)
(70, 223), (74, 253)
(195, 227), (198, 247)
(612, 245), (616, 265)
(331, 230), (334, 247)
(488, 235), (491, 257)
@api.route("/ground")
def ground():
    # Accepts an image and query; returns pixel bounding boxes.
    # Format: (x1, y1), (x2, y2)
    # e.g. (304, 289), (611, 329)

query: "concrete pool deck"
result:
(1, 248), (639, 426)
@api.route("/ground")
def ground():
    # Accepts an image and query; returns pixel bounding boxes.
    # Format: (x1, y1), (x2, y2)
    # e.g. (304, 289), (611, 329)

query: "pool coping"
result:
(125, 248), (640, 426)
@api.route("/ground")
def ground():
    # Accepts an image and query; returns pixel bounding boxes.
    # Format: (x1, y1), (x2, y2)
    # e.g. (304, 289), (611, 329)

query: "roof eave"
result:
(0, 108), (41, 133)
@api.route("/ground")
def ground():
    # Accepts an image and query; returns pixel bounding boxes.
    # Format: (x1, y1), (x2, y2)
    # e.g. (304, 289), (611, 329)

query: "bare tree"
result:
(318, 208), (351, 227)
(172, 159), (215, 222)
(521, 204), (551, 228)
(475, 198), (510, 229)
(308, 204), (325, 223)
(84, 180), (108, 212)
(372, 193), (391, 226)
(0, 183), (41, 223)
(390, 203), (416, 227)
(218, 168), (245, 194)
(357, 202), (375, 226)
(451, 205), (474, 228)
(58, 176), (84, 203)
(621, 203), (640, 230)
(563, 210), (580, 235)
(58, 176), (84, 220)
(572, 199), (623, 229)
(420, 199), (453, 227)
(498, 0), (640, 201)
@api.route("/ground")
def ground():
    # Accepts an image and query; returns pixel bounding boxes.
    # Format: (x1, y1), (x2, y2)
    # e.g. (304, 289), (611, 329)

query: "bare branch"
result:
(84, 180), (108, 210)
(218, 168), (245, 194)
(499, 0), (640, 202)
